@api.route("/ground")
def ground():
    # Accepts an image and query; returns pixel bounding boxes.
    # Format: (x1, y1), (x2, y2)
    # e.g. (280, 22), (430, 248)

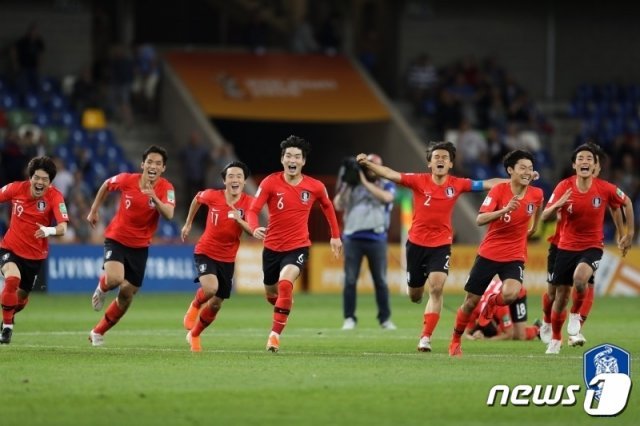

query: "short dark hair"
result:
(280, 135), (311, 158)
(28, 156), (57, 181)
(503, 149), (534, 173)
(221, 160), (250, 180)
(426, 141), (456, 162)
(571, 142), (600, 164)
(142, 145), (168, 165)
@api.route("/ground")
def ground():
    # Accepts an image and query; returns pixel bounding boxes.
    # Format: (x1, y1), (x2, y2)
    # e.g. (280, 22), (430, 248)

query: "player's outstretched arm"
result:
(356, 153), (401, 183)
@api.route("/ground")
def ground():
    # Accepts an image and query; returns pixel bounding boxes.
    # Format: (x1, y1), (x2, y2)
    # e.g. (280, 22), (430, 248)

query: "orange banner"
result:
(164, 51), (390, 122)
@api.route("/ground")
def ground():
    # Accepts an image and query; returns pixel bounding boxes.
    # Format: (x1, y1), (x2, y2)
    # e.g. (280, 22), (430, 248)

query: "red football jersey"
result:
(478, 183), (544, 262)
(194, 190), (254, 262)
(104, 173), (175, 248)
(399, 173), (473, 247)
(0, 181), (68, 260)
(548, 176), (626, 251)
(247, 172), (340, 252)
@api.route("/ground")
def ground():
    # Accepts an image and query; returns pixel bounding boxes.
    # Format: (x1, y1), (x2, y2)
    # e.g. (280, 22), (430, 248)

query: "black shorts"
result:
(103, 238), (148, 287)
(194, 254), (235, 299)
(0, 248), (43, 293)
(405, 241), (451, 288)
(464, 255), (525, 296)
(546, 244), (557, 283)
(551, 248), (602, 286)
(262, 247), (309, 285)
(509, 295), (528, 323)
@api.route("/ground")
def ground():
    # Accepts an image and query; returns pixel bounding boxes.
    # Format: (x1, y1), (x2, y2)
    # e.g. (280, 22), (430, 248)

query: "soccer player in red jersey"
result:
(448, 149), (544, 357)
(246, 135), (342, 352)
(538, 148), (626, 346)
(466, 278), (540, 341)
(181, 161), (255, 352)
(87, 145), (175, 346)
(0, 156), (68, 344)
(540, 143), (633, 354)
(357, 141), (506, 352)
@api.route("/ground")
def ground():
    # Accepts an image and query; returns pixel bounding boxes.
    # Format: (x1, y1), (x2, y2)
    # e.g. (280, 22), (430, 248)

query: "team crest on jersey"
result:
(445, 186), (455, 198)
(37, 200), (46, 211)
(149, 198), (156, 207)
(592, 197), (602, 208)
(236, 208), (244, 218)
(527, 203), (535, 214)
(300, 191), (311, 203)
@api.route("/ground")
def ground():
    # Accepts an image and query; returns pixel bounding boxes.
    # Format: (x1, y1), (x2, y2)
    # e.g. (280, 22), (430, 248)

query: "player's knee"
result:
(408, 288), (423, 303)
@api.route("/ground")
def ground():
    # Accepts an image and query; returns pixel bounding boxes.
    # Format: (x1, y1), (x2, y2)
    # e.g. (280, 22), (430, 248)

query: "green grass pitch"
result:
(1, 292), (637, 426)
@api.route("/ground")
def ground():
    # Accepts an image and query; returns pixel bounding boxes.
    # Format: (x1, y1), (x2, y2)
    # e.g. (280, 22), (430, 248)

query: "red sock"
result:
(266, 294), (278, 306)
(98, 274), (109, 292)
(1, 276), (20, 325)
(94, 301), (125, 335)
(192, 287), (209, 309)
(191, 304), (219, 337)
(524, 325), (538, 340)
(452, 308), (471, 343)
(421, 313), (440, 338)
(579, 286), (595, 325)
(542, 292), (552, 323)
(550, 309), (567, 341)
(272, 280), (293, 334)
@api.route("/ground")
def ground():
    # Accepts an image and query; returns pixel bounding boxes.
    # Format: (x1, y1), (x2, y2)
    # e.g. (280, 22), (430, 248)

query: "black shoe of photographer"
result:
(0, 326), (13, 344)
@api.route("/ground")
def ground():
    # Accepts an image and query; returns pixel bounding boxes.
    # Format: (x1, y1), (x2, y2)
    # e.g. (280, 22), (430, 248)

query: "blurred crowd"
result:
(404, 54), (554, 180)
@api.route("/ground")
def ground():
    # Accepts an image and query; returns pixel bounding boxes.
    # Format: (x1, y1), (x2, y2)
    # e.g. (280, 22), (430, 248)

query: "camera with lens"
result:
(338, 156), (376, 187)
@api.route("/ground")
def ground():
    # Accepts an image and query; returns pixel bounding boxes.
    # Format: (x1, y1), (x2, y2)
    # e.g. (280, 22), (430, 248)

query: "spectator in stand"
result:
(107, 44), (134, 128)
(485, 126), (509, 171)
(1, 130), (29, 185)
(317, 11), (342, 55)
(406, 54), (439, 117)
(434, 88), (462, 137)
(504, 122), (541, 152)
(290, 15), (318, 54)
(244, 9), (269, 55)
(19, 125), (47, 159)
(52, 157), (74, 198)
(71, 66), (101, 113)
(10, 23), (45, 94)
(131, 42), (161, 117)
(179, 131), (212, 223)
(454, 118), (488, 174)
(210, 142), (236, 189)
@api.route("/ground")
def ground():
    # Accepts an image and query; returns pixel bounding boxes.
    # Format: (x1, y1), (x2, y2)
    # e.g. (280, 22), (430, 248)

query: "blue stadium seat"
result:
(22, 92), (42, 111)
(1, 92), (18, 109)
(33, 110), (52, 127)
